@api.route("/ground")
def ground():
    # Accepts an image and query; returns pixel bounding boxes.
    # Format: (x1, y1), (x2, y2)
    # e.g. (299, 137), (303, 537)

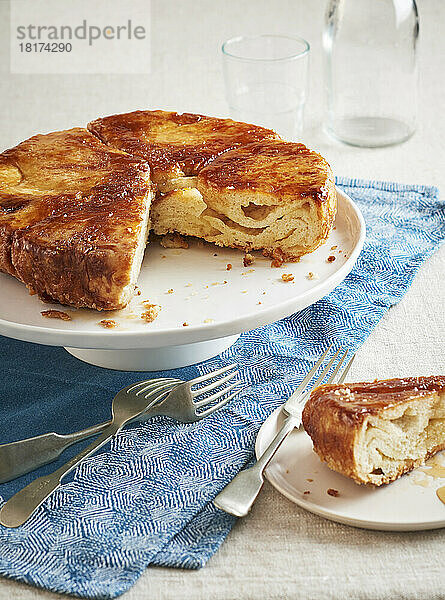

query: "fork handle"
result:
(0, 420), (111, 484)
(214, 414), (298, 517)
(0, 423), (121, 528)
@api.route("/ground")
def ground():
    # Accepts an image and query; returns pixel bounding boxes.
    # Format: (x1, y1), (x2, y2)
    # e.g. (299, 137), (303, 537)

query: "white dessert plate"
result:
(256, 406), (445, 531)
(0, 189), (365, 370)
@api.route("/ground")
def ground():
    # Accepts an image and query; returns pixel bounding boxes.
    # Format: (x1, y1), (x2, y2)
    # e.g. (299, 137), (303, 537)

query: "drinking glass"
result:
(323, 0), (419, 147)
(222, 35), (310, 139)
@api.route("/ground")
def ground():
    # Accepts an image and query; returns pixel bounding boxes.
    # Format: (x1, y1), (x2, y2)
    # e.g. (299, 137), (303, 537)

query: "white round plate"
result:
(256, 407), (445, 531)
(0, 189), (365, 369)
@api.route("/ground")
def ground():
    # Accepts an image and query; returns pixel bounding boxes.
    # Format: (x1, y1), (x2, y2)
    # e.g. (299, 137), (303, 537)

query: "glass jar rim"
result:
(221, 34), (310, 62)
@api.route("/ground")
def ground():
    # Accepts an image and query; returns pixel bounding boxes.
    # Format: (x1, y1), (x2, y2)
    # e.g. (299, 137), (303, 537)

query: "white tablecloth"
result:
(0, 0), (443, 598)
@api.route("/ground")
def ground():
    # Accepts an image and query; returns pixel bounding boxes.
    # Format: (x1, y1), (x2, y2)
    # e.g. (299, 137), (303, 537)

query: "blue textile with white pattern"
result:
(0, 178), (443, 598)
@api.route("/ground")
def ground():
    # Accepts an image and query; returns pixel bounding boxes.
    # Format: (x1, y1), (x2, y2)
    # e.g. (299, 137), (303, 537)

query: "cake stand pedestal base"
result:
(65, 334), (240, 371)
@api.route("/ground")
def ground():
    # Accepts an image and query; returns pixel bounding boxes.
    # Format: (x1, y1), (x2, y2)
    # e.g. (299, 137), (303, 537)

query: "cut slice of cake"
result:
(0, 128), (152, 310)
(88, 109), (278, 192)
(151, 139), (336, 260)
(302, 376), (445, 486)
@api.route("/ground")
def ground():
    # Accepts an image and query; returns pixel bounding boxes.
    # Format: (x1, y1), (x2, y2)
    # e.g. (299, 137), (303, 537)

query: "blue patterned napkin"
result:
(0, 178), (443, 599)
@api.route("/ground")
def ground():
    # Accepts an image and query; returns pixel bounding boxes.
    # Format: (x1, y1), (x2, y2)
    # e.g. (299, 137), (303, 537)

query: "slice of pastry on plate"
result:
(0, 128), (152, 310)
(302, 376), (445, 486)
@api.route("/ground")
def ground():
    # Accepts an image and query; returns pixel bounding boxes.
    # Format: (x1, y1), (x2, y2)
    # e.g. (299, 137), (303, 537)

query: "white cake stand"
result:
(0, 189), (365, 371)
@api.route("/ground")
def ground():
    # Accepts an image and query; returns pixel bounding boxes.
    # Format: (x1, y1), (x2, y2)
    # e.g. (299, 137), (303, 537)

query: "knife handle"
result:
(0, 421), (111, 484)
(214, 414), (298, 517)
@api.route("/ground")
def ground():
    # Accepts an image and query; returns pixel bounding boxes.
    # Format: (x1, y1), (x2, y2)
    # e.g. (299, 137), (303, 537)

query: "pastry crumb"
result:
(242, 269), (255, 276)
(257, 301), (262, 305)
(241, 290), (247, 294)
(182, 322), (189, 327)
(303, 491), (311, 495)
(306, 478), (314, 483)
(141, 304), (160, 323)
(226, 263), (232, 271)
(160, 233), (189, 249)
(161, 255), (167, 259)
(271, 258), (283, 268)
(327, 488), (339, 497)
(307, 272), (319, 280)
(243, 253), (255, 267)
(331, 245), (338, 250)
(41, 310), (71, 321)
(213, 253), (218, 256)
(99, 319), (116, 329)
(327, 255), (336, 263)
(167, 289), (174, 294)
(281, 273), (294, 282)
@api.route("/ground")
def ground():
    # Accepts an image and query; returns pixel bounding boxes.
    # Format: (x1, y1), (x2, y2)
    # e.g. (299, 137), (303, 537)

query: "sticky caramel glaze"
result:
(88, 110), (278, 180)
(304, 376), (445, 426)
(0, 128), (152, 309)
(198, 139), (333, 201)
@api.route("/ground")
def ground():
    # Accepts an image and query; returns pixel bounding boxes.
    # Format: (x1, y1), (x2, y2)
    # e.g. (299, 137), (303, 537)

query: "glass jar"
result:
(323, 0), (419, 147)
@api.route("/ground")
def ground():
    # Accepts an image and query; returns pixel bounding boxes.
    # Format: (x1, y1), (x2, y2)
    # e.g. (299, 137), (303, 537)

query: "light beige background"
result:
(0, 0), (444, 598)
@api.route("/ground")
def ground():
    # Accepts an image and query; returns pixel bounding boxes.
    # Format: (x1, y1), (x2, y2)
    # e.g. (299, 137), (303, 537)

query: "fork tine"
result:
(337, 354), (355, 384)
(130, 378), (178, 396)
(194, 382), (238, 408)
(292, 344), (333, 397)
(189, 363), (237, 387)
(326, 350), (349, 384)
(192, 371), (237, 398)
(143, 381), (178, 400)
(197, 387), (245, 418)
(308, 347), (342, 391)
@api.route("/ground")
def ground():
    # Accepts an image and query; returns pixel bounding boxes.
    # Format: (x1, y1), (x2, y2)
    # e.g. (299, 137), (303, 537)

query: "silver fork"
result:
(213, 346), (355, 517)
(0, 377), (182, 484)
(0, 364), (239, 528)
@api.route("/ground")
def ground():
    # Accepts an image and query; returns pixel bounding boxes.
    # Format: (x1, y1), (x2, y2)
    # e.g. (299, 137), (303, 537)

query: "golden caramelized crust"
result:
(88, 110), (278, 185)
(302, 376), (445, 486)
(0, 128), (152, 309)
(198, 139), (333, 202)
(305, 377), (445, 425)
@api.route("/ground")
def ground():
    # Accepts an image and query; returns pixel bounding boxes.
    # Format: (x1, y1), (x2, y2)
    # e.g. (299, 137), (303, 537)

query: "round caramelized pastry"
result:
(302, 376), (445, 486)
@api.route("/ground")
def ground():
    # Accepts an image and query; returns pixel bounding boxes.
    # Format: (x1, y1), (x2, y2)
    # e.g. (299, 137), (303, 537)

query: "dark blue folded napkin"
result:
(0, 178), (443, 599)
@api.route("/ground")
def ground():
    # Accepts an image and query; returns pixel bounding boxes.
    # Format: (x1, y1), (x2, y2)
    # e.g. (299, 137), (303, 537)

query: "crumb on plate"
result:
(226, 263), (232, 271)
(141, 304), (160, 323)
(243, 253), (255, 267)
(281, 273), (294, 282)
(182, 322), (189, 327)
(327, 255), (336, 263)
(307, 272), (319, 280)
(303, 491), (311, 495)
(41, 310), (71, 321)
(99, 319), (116, 329)
(327, 488), (339, 497)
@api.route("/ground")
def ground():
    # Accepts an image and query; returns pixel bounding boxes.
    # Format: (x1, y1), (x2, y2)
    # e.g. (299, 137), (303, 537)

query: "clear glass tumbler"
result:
(323, 0), (419, 147)
(222, 35), (310, 139)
